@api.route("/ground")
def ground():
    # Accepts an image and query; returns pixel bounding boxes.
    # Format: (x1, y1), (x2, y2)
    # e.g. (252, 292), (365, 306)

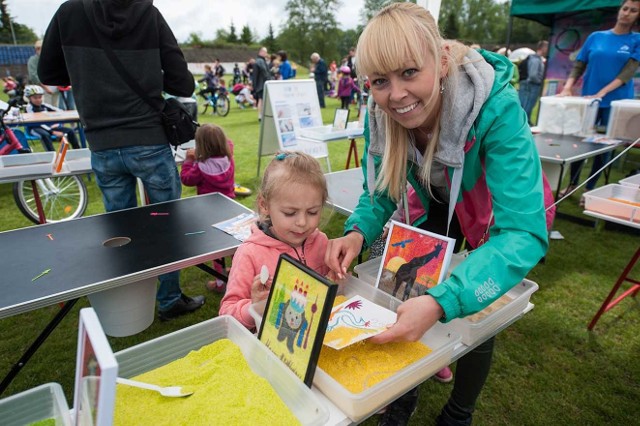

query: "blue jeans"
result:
(518, 81), (541, 124)
(91, 144), (183, 310)
(568, 107), (612, 190)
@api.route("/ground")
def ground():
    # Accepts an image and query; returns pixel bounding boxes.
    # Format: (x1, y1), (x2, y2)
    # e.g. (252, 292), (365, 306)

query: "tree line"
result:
(0, 0), (546, 65)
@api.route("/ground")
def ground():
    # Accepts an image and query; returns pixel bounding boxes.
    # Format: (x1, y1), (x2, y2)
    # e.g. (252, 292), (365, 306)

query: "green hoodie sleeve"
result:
(343, 111), (398, 248)
(427, 80), (549, 322)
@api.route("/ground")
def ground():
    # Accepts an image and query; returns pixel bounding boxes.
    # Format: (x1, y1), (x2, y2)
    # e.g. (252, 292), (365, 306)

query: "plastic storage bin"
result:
(606, 99), (640, 140)
(537, 96), (599, 136)
(114, 315), (328, 426)
(583, 184), (640, 224)
(447, 279), (539, 345)
(0, 151), (55, 178)
(619, 173), (640, 188)
(250, 277), (460, 422)
(0, 382), (72, 426)
(60, 148), (91, 173)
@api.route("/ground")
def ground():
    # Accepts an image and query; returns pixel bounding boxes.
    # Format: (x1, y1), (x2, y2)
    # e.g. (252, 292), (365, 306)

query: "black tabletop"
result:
(0, 193), (251, 318)
(534, 133), (620, 164)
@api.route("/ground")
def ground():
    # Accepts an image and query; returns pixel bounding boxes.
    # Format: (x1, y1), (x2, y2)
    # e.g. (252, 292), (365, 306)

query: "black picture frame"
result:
(258, 253), (337, 386)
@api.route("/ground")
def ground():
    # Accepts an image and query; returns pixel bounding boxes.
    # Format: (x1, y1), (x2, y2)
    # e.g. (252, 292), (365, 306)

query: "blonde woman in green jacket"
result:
(324, 4), (550, 425)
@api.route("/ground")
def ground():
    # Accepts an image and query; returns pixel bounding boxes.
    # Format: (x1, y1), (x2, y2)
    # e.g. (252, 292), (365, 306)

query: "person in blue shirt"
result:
(559, 0), (640, 201)
(278, 50), (293, 80)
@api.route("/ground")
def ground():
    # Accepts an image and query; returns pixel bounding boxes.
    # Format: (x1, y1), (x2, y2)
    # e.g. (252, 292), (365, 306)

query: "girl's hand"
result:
(325, 232), (364, 280)
(369, 295), (444, 343)
(250, 273), (271, 304)
(185, 148), (196, 161)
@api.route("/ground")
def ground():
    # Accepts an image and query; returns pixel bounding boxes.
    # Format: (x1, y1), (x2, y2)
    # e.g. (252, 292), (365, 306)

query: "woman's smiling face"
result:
(368, 54), (441, 131)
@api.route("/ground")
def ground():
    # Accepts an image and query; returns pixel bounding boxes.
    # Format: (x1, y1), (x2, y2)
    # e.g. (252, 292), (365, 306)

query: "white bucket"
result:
(87, 277), (157, 337)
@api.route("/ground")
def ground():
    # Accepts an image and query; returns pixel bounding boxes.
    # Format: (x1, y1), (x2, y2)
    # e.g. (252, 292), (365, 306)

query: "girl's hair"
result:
(356, 2), (468, 201)
(194, 124), (231, 161)
(258, 151), (328, 217)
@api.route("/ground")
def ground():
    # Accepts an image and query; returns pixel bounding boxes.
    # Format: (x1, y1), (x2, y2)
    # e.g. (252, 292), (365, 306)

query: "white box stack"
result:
(0, 382), (72, 426)
(607, 99), (640, 141)
(583, 184), (640, 224)
(537, 96), (599, 136)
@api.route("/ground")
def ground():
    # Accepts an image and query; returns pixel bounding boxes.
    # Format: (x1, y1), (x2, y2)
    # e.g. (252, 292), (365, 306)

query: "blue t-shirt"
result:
(279, 60), (293, 80)
(577, 30), (640, 107)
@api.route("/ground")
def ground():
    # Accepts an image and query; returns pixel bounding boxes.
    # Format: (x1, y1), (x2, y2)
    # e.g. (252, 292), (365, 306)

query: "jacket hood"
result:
(91, 0), (153, 39)
(245, 223), (324, 252)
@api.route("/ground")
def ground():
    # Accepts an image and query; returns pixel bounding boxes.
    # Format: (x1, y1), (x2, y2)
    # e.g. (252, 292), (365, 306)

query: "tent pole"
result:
(506, 15), (513, 52)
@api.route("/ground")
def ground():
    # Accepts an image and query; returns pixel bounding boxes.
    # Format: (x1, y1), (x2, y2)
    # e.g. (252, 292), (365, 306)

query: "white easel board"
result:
(257, 80), (329, 175)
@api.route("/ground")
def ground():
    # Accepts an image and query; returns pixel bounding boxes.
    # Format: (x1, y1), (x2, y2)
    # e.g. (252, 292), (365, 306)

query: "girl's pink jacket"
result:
(219, 224), (330, 329)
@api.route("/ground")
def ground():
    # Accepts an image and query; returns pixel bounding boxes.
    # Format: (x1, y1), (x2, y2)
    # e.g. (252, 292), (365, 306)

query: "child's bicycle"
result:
(0, 100), (88, 224)
(202, 86), (230, 117)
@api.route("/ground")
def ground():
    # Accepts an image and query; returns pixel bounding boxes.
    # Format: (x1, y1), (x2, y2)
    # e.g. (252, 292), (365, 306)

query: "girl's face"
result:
(368, 53), (442, 130)
(259, 182), (323, 248)
(618, 1), (640, 26)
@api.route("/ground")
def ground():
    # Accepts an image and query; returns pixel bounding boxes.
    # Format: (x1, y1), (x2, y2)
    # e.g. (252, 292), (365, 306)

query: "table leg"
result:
(588, 246), (640, 330)
(0, 299), (78, 396)
(345, 139), (360, 170)
(196, 263), (229, 282)
(31, 180), (47, 224)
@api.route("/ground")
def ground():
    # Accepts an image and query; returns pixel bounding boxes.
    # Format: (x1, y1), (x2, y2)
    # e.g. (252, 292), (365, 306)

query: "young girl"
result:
(23, 85), (80, 151)
(337, 65), (360, 109)
(325, 4), (552, 424)
(219, 151), (330, 330)
(180, 124), (235, 198)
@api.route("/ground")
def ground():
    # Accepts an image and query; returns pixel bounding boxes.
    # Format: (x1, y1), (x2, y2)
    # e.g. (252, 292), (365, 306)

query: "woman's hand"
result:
(250, 273), (271, 304)
(558, 87), (573, 97)
(325, 232), (364, 280)
(369, 295), (444, 343)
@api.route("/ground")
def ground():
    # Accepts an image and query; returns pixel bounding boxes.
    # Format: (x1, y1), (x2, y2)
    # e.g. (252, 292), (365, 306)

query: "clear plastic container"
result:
(0, 382), (72, 426)
(114, 315), (328, 426)
(312, 277), (460, 421)
(0, 151), (55, 178)
(583, 184), (640, 224)
(607, 99), (640, 141)
(60, 148), (91, 173)
(619, 173), (640, 188)
(538, 96), (599, 136)
(447, 279), (539, 345)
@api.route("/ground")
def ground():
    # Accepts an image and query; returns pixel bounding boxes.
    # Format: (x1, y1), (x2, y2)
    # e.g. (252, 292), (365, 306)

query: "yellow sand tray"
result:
(114, 339), (299, 426)
(318, 295), (432, 394)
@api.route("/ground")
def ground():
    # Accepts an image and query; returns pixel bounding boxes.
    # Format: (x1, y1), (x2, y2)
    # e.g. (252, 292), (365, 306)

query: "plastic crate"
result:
(447, 279), (539, 345)
(583, 184), (640, 224)
(250, 277), (460, 422)
(114, 315), (328, 426)
(0, 382), (71, 426)
(607, 99), (640, 141)
(60, 148), (91, 173)
(538, 96), (599, 136)
(0, 151), (54, 178)
(619, 173), (640, 188)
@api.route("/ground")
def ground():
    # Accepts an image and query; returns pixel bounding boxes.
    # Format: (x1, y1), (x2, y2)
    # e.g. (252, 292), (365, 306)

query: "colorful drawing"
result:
(324, 295), (397, 350)
(376, 221), (455, 301)
(258, 254), (337, 386)
(332, 108), (349, 131)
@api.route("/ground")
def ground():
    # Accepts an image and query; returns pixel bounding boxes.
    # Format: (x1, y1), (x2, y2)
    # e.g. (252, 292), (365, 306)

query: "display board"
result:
(257, 80), (328, 176)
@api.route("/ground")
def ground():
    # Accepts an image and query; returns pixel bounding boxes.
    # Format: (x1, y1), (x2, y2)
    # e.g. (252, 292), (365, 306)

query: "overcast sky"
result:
(6, 0), (365, 43)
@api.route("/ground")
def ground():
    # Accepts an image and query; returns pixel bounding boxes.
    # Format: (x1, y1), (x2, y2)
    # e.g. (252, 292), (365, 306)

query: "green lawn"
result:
(0, 90), (639, 425)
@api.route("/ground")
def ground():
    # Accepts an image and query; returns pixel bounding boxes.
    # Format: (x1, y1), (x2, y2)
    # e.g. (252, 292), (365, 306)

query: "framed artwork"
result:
(376, 221), (456, 301)
(258, 253), (337, 386)
(73, 308), (118, 426)
(332, 108), (350, 131)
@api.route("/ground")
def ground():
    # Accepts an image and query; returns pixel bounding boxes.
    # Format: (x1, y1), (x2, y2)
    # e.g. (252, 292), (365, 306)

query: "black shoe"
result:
(378, 387), (419, 426)
(158, 294), (205, 321)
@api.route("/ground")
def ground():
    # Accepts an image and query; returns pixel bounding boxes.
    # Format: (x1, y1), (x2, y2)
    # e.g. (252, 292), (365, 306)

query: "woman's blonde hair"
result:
(258, 151), (328, 219)
(194, 124), (231, 161)
(356, 2), (468, 200)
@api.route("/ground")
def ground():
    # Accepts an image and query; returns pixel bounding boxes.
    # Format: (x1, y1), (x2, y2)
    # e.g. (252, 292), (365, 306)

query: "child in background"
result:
(219, 151), (331, 330)
(180, 124), (235, 294)
(23, 85), (80, 151)
(337, 66), (360, 109)
(235, 82), (256, 109)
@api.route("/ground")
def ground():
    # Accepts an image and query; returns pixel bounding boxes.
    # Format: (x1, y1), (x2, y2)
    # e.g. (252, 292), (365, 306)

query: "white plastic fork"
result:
(116, 377), (193, 398)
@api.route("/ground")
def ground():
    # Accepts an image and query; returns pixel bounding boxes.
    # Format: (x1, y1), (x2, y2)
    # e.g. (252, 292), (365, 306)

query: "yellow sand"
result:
(114, 339), (300, 426)
(318, 296), (432, 393)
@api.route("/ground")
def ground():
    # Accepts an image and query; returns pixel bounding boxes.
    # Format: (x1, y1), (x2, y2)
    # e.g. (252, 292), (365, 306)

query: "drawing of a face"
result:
(285, 304), (303, 329)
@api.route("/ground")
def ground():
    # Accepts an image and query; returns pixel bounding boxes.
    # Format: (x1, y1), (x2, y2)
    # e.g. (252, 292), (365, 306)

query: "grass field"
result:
(0, 87), (639, 425)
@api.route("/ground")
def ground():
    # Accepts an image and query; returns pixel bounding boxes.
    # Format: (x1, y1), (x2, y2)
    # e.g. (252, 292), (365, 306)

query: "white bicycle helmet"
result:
(23, 85), (45, 100)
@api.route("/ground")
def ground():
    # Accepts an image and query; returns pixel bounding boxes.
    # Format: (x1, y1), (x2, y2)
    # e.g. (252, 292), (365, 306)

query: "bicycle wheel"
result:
(13, 175), (88, 224)
(215, 95), (230, 117)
